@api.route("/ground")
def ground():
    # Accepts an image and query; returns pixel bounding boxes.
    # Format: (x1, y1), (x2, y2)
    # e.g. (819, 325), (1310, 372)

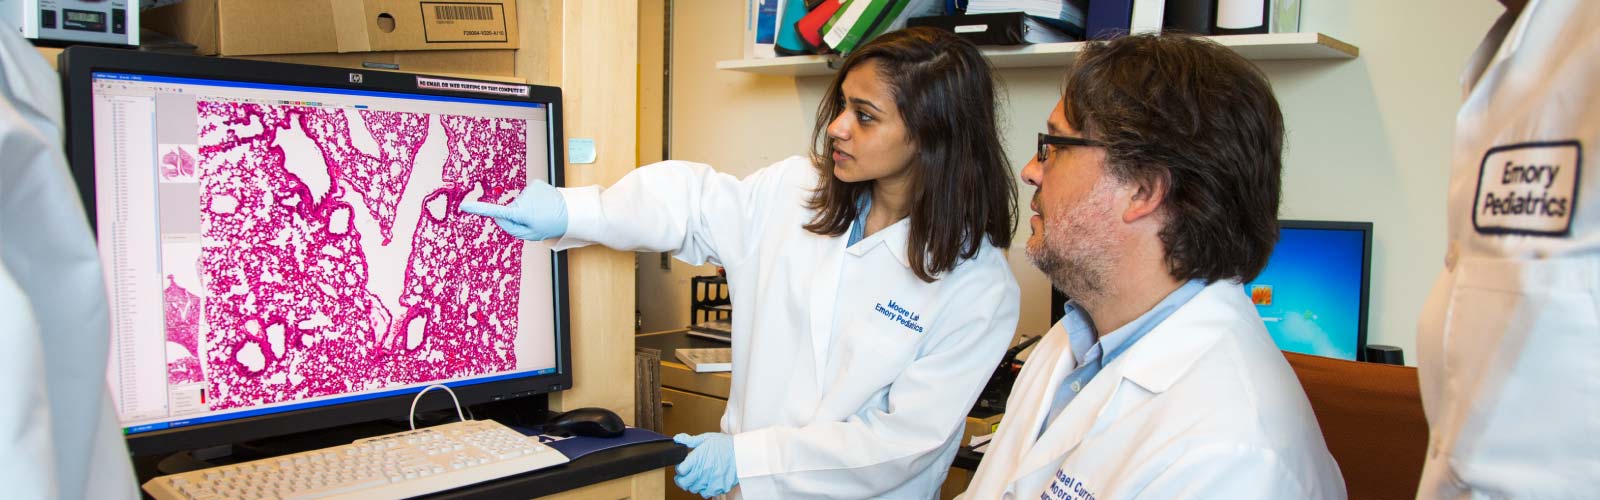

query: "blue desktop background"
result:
(1245, 227), (1366, 360)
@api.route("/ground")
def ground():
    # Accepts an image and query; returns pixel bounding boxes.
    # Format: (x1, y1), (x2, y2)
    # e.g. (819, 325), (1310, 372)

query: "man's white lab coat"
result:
(960, 281), (1345, 500)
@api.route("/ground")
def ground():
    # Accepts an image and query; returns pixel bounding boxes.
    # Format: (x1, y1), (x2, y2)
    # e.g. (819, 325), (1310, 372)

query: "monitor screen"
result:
(63, 48), (570, 454)
(1244, 220), (1372, 361)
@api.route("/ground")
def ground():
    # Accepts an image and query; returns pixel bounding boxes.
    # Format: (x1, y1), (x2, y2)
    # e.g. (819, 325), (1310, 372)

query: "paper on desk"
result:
(969, 433), (994, 447)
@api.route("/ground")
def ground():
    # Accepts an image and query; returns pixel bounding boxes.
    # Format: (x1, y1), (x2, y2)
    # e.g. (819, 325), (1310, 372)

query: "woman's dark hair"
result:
(1061, 33), (1284, 283)
(804, 27), (1017, 283)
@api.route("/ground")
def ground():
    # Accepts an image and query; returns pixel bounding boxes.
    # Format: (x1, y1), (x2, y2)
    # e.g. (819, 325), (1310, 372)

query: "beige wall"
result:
(637, 0), (1506, 363)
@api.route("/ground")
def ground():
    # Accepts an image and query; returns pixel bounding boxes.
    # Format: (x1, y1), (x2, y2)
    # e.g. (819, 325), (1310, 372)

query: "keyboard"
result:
(143, 419), (569, 500)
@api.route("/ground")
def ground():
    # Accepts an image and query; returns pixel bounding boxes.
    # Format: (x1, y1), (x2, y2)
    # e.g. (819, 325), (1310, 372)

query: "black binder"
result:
(908, 12), (1080, 46)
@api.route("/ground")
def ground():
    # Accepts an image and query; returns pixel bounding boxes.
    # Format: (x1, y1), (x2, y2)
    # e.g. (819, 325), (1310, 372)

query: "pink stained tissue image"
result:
(161, 146), (197, 180)
(165, 275), (205, 384)
(194, 102), (528, 411)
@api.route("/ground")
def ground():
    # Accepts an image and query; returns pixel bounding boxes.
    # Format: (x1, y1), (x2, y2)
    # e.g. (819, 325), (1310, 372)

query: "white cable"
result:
(408, 384), (467, 430)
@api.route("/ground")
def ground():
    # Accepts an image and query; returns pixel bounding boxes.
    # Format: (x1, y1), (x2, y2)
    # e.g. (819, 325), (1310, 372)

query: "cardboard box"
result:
(238, 49), (520, 81)
(143, 0), (518, 56)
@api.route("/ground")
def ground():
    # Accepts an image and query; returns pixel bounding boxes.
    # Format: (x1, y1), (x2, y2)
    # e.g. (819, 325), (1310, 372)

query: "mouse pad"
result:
(512, 427), (674, 461)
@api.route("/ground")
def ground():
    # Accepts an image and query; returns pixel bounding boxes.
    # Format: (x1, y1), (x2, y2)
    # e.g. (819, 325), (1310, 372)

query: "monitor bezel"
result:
(60, 46), (573, 456)
(1274, 219), (1374, 362)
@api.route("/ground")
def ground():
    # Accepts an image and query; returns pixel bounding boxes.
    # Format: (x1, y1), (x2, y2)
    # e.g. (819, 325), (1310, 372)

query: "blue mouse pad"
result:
(513, 427), (674, 461)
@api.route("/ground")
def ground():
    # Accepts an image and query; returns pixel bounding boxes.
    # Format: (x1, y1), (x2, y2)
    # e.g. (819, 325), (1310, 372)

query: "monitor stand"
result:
(155, 445), (234, 475)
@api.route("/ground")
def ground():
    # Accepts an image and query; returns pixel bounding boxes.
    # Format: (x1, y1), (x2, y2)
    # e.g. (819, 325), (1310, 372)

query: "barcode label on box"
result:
(434, 5), (494, 20)
(421, 2), (510, 43)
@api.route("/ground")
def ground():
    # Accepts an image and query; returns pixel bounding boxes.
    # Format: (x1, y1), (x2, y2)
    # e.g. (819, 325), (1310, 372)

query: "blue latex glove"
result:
(459, 180), (568, 241)
(673, 432), (738, 498)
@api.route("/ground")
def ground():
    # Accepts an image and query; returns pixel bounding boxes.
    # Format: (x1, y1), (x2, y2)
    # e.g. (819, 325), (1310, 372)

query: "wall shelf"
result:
(716, 32), (1358, 77)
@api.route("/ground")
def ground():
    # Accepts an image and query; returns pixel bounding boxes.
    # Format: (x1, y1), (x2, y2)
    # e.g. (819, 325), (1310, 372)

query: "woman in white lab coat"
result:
(1415, 1), (1600, 497)
(464, 27), (1021, 499)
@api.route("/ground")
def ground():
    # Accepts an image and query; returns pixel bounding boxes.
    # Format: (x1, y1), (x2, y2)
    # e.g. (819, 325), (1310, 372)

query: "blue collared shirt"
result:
(1039, 279), (1207, 436)
(847, 193), (871, 247)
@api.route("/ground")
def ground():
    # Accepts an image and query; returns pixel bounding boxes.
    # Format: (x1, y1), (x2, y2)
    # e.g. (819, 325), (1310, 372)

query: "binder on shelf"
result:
(908, 13), (1078, 45)
(1215, 0), (1268, 35)
(1271, 0), (1302, 33)
(776, 0), (814, 55)
(797, 0), (843, 51)
(1129, 0), (1165, 34)
(1084, 0), (1134, 39)
(1162, 0), (1214, 35)
(675, 348), (734, 373)
(823, 0), (913, 54)
(885, 0), (947, 33)
(963, 0), (1087, 37)
(749, 0), (784, 58)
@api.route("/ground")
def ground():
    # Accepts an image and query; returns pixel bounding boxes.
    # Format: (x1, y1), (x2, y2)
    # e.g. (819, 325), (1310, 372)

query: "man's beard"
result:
(1026, 182), (1120, 301)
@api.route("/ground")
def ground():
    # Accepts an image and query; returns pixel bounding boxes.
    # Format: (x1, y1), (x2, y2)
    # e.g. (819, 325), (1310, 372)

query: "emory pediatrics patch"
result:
(1473, 140), (1581, 237)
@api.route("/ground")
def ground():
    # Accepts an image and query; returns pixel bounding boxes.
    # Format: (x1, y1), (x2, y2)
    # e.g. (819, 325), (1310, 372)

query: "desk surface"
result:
(637, 329), (730, 353)
(422, 439), (684, 499)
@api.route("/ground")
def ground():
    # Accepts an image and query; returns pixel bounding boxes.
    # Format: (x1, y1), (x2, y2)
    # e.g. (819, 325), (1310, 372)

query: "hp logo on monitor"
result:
(349, 73), (364, 84)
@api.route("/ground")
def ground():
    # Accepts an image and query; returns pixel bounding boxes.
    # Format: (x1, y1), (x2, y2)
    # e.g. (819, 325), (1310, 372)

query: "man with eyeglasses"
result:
(958, 33), (1345, 499)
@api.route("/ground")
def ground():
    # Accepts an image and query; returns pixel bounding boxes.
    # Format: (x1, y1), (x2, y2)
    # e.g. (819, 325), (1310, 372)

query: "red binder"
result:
(797, 0), (842, 51)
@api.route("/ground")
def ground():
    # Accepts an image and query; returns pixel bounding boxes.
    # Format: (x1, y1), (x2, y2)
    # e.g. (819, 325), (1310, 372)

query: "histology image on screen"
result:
(184, 102), (532, 410)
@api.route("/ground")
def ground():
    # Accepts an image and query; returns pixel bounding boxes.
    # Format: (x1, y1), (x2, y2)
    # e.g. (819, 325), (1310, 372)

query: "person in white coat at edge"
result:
(0, 23), (140, 500)
(464, 27), (1022, 499)
(958, 33), (1346, 500)
(1415, 0), (1600, 497)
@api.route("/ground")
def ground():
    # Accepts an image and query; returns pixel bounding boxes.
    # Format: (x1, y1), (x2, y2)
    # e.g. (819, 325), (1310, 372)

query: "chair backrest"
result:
(1283, 351), (1428, 500)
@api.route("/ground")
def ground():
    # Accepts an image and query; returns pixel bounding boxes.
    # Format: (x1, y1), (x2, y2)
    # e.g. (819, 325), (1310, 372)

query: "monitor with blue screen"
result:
(1244, 220), (1372, 361)
(61, 47), (572, 455)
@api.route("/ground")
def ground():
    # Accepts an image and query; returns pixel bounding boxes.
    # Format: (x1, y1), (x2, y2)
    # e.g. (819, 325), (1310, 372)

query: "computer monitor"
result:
(61, 47), (571, 456)
(1245, 220), (1372, 361)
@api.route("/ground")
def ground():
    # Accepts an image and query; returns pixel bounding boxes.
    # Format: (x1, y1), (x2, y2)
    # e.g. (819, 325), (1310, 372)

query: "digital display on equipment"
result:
(1244, 223), (1370, 360)
(66, 11), (102, 23)
(62, 8), (107, 32)
(89, 71), (561, 435)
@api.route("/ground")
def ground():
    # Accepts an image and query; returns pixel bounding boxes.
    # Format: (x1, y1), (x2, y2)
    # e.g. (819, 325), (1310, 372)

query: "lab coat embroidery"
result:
(1472, 140), (1581, 236)
(1042, 470), (1097, 500)
(874, 299), (926, 333)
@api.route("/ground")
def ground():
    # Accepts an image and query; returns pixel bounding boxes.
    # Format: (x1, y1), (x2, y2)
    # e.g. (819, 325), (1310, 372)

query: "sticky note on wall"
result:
(568, 138), (596, 164)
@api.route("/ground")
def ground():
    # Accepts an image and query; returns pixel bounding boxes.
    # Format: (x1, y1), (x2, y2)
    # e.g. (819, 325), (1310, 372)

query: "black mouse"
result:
(544, 407), (626, 438)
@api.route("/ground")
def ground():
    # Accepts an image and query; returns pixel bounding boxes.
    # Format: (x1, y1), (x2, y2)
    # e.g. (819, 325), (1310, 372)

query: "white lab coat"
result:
(0, 24), (139, 500)
(555, 156), (1020, 498)
(1415, 1), (1600, 497)
(960, 281), (1345, 500)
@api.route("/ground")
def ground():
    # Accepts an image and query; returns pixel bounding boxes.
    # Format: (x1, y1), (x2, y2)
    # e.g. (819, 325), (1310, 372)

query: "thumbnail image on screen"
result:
(91, 71), (559, 434)
(1244, 226), (1367, 360)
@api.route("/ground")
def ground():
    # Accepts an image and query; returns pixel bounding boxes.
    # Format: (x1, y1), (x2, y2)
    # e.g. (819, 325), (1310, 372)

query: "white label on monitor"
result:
(1473, 140), (1580, 237)
(416, 76), (531, 97)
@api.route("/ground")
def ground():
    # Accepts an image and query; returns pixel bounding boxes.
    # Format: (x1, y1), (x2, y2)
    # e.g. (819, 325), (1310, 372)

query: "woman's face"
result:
(827, 60), (917, 185)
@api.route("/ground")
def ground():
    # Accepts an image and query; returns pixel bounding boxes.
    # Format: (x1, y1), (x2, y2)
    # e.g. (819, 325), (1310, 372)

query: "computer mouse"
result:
(545, 407), (626, 438)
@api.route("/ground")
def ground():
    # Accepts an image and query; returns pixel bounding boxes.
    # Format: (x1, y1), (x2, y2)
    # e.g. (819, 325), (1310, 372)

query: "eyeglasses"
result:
(1037, 132), (1104, 162)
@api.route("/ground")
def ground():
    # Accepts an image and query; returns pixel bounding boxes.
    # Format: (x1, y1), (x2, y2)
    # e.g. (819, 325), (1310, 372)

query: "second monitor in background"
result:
(1246, 220), (1373, 361)
(1047, 219), (1373, 362)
